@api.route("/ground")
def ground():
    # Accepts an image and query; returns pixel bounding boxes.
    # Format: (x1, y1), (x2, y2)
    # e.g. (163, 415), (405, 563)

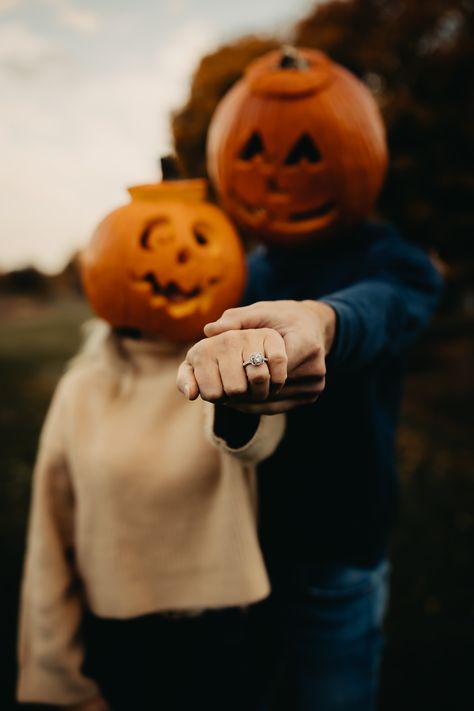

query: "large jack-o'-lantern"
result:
(81, 171), (246, 341)
(207, 46), (388, 246)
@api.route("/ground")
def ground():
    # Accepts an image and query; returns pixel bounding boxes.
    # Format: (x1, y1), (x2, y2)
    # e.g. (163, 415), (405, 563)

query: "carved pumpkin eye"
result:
(193, 223), (210, 245)
(239, 132), (264, 160)
(140, 218), (172, 250)
(284, 134), (321, 165)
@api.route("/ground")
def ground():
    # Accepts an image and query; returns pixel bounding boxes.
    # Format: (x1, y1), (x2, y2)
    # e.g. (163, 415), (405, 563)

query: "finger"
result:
(185, 341), (227, 403)
(287, 354), (326, 381)
(263, 330), (287, 394)
(243, 343), (271, 401)
(217, 346), (249, 400)
(204, 302), (270, 337)
(176, 361), (200, 401)
(192, 357), (225, 403)
(274, 375), (326, 400)
(245, 361), (271, 401)
(204, 309), (246, 337)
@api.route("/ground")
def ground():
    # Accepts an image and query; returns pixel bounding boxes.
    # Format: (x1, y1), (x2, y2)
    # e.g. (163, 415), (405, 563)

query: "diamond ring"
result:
(243, 352), (268, 368)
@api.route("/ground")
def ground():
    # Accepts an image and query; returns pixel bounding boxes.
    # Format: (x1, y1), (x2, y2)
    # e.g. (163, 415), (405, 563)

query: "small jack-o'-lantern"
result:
(207, 46), (388, 246)
(81, 177), (246, 341)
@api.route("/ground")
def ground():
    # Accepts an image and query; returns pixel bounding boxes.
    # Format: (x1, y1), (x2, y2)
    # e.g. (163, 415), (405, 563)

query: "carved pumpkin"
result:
(81, 179), (246, 341)
(207, 46), (388, 246)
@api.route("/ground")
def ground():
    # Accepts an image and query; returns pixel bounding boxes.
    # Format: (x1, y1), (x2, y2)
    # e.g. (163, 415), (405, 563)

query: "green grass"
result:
(0, 297), (92, 710)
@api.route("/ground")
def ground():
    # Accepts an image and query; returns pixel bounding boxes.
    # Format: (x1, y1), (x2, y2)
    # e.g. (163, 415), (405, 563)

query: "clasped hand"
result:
(176, 300), (336, 414)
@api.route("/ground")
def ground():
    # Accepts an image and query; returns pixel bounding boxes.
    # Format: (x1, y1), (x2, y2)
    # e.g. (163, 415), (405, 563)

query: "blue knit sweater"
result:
(244, 222), (444, 567)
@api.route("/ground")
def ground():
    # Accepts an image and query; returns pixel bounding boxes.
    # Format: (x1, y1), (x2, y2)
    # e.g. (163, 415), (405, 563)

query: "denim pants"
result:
(249, 559), (390, 711)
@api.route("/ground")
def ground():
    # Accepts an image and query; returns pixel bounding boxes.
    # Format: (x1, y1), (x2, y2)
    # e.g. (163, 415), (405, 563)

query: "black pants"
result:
(83, 607), (260, 711)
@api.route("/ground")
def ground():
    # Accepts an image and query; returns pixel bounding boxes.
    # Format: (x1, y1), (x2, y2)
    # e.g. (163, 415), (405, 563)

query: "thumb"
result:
(204, 305), (259, 337)
(204, 318), (242, 337)
(176, 361), (200, 400)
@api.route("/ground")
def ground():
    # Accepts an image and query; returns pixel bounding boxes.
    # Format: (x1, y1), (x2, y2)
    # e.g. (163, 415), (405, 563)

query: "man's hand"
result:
(177, 300), (336, 413)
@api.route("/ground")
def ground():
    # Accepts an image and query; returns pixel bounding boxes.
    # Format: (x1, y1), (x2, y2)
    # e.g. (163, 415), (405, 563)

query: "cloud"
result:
(164, 0), (190, 17)
(44, 0), (101, 32)
(0, 0), (19, 11)
(154, 20), (217, 106)
(0, 19), (217, 272)
(0, 21), (68, 77)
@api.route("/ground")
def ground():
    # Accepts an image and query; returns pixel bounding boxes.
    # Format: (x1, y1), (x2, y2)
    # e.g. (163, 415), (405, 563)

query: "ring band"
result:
(243, 352), (268, 368)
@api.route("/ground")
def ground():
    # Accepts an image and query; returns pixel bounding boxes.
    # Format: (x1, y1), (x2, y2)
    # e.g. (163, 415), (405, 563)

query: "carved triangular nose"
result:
(267, 176), (279, 192)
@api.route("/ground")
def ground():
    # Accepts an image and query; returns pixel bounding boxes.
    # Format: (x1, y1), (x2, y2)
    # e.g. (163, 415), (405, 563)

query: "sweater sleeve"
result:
(204, 403), (285, 464)
(17, 379), (100, 706)
(321, 228), (444, 370)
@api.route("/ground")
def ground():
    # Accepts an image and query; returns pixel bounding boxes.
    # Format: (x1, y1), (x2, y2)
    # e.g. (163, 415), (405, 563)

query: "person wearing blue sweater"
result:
(177, 47), (444, 711)
(178, 223), (443, 710)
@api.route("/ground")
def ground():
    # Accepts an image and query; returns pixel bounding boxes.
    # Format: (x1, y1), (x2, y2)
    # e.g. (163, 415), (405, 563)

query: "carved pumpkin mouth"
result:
(139, 273), (203, 303)
(234, 196), (337, 231)
(132, 271), (222, 317)
(290, 201), (336, 221)
(135, 272), (221, 301)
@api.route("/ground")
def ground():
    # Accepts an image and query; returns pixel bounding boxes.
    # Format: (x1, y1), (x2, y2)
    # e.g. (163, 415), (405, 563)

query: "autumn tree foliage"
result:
(171, 0), (474, 269)
(294, 0), (474, 267)
(171, 35), (279, 179)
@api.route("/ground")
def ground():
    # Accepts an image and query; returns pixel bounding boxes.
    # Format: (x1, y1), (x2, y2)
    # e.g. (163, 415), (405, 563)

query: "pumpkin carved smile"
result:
(133, 272), (221, 304)
(290, 201), (336, 222)
(233, 192), (337, 229)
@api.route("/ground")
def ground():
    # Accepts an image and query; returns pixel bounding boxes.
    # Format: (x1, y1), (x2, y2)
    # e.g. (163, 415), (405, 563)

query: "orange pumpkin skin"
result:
(207, 48), (388, 247)
(81, 180), (246, 342)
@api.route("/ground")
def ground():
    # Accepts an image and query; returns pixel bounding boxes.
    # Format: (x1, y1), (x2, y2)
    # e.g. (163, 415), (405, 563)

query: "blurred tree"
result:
(172, 0), (474, 273)
(0, 267), (51, 297)
(50, 252), (83, 296)
(0, 253), (83, 299)
(294, 0), (474, 266)
(171, 35), (279, 178)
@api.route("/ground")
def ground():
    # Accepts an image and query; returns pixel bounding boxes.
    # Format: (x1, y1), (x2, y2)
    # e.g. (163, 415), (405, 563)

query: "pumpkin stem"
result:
(160, 155), (182, 181)
(278, 45), (309, 70)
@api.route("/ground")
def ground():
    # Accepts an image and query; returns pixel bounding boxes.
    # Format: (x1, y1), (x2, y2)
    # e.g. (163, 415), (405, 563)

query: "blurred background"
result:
(1, 0), (473, 709)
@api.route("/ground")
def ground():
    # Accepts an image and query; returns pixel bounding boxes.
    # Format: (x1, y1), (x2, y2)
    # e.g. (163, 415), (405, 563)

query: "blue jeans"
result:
(250, 559), (390, 711)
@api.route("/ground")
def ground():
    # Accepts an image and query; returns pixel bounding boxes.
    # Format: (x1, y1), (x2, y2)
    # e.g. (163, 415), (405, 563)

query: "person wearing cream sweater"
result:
(17, 321), (285, 710)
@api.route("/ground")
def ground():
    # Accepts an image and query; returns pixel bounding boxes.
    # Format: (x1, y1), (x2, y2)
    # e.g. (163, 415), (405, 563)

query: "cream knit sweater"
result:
(17, 324), (284, 706)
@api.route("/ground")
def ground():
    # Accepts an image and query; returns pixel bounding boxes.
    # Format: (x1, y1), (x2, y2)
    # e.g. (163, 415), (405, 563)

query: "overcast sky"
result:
(0, 0), (317, 273)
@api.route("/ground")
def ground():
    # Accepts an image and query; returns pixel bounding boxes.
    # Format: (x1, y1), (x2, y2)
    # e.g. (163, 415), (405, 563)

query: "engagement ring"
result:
(243, 352), (268, 368)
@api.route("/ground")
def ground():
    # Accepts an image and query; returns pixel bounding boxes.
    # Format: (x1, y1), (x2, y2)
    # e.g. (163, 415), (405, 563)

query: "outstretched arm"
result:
(178, 233), (443, 413)
(206, 235), (443, 374)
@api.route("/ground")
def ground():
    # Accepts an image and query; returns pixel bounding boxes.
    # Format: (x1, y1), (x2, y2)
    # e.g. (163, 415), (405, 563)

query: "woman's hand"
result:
(177, 328), (287, 404)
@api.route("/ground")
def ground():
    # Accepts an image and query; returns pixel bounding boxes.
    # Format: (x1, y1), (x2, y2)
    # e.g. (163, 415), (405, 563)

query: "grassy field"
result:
(0, 296), (473, 710)
(0, 297), (92, 710)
